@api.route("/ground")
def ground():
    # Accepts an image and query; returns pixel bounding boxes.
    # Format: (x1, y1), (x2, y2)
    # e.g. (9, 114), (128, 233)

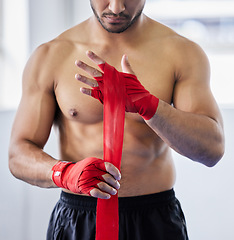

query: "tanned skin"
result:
(9, 0), (224, 199)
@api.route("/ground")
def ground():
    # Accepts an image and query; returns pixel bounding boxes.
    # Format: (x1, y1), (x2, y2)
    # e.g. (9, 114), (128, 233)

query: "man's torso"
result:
(48, 17), (184, 196)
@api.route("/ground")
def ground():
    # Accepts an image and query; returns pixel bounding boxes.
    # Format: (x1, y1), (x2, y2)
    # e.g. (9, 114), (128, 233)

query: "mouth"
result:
(104, 16), (127, 24)
(102, 12), (130, 25)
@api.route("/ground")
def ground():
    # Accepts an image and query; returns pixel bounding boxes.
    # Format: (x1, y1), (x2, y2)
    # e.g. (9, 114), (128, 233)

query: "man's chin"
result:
(101, 23), (130, 34)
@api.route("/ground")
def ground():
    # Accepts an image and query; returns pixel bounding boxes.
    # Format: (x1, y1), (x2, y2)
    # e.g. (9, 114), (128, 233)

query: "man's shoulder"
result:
(34, 20), (89, 59)
(145, 19), (196, 53)
(147, 19), (209, 77)
(24, 38), (77, 85)
(35, 39), (76, 59)
(154, 21), (197, 49)
(154, 22), (206, 61)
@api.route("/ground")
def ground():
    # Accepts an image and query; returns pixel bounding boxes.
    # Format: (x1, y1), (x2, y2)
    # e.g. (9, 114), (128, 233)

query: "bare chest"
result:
(54, 49), (175, 124)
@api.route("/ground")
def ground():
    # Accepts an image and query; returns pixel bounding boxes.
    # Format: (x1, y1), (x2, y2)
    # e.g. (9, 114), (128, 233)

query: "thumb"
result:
(121, 55), (135, 75)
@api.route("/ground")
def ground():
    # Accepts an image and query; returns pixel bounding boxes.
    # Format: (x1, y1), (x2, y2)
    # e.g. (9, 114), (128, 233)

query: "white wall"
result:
(0, 0), (29, 109)
(28, 0), (73, 53)
(0, 110), (60, 240)
(0, 0), (91, 110)
(174, 108), (234, 240)
(28, 0), (91, 53)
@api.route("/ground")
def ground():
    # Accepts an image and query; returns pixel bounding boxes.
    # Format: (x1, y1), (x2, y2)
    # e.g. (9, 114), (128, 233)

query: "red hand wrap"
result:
(93, 63), (159, 120)
(96, 62), (126, 240)
(52, 158), (106, 195)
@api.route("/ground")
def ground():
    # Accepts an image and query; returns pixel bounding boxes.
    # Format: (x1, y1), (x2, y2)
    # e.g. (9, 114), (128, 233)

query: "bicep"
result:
(12, 91), (56, 149)
(173, 45), (223, 125)
(11, 45), (57, 149)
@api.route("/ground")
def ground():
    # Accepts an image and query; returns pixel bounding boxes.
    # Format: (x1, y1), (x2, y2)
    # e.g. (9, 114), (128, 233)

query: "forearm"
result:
(146, 100), (225, 167)
(9, 139), (58, 188)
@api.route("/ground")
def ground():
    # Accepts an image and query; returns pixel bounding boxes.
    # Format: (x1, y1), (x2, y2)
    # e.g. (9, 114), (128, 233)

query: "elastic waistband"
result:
(59, 189), (175, 211)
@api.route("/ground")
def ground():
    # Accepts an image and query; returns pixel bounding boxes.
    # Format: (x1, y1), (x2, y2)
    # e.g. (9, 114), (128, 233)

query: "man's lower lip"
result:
(105, 17), (126, 23)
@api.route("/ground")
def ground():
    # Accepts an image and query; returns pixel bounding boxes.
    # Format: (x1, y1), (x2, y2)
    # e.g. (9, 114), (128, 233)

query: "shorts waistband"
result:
(59, 189), (175, 211)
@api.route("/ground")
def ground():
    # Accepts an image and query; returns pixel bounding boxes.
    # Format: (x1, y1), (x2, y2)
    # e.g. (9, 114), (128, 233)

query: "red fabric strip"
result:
(96, 63), (125, 240)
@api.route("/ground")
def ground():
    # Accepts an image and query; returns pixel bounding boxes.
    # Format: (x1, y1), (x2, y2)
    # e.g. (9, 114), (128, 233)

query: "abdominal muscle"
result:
(58, 114), (176, 197)
(119, 147), (176, 197)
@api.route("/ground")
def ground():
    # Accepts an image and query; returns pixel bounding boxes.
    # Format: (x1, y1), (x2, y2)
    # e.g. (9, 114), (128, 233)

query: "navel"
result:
(69, 108), (78, 117)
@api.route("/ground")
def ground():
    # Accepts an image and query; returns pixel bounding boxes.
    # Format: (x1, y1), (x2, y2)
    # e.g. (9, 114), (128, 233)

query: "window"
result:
(144, 0), (234, 107)
(0, 0), (29, 110)
(0, 1), (90, 110)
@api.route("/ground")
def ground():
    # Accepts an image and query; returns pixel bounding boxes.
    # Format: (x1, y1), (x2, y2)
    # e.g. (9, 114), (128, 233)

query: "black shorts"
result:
(47, 189), (189, 240)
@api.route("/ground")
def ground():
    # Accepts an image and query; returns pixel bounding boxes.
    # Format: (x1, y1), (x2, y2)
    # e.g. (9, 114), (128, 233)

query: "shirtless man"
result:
(8, 0), (225, 239)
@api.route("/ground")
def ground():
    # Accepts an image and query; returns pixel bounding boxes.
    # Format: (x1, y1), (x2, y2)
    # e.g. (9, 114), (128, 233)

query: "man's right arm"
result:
(8, 44), (121, 197)
(8, 43), (59, 188)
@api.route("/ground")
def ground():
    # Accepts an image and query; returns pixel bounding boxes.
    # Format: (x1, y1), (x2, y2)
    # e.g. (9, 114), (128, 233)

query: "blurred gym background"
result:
(0, 1), (233, 239)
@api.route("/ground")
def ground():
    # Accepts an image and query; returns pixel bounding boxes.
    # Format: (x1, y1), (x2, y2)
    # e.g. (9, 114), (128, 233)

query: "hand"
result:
(52, 158), (121, 199)
(75, 51), (105, 98)
(75, 51), (135, 99)
(75, 51), (159, 120)
(90, 161), (121, 199)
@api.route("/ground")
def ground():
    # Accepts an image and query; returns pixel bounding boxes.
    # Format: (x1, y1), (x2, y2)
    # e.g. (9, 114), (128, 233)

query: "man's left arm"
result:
(76, 50), (225, 167)
(146, 43), (225, 167)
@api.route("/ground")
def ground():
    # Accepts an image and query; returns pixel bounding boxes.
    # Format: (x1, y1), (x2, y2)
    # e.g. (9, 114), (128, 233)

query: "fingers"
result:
(86, 51), (105, 65)
(75, 72), (98, 96)
(75, 73), (98, 96)
(89, 175), (120, 199)
(80, 87), (92, 96)
(90, 188), (111, 199)
(76, 52), (135, 79)
(75, 51), (104, 80)
(75, 60), (103, 78)
(104, 162), (121, 181)
(76, 73), (99, 87)
(98, 180), (118, 195)
(89, 162), (121, 199)
(102, 173), (120, 190)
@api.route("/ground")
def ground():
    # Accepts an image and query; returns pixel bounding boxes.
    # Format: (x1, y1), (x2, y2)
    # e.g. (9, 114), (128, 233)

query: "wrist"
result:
(139, 95), (159, 120)
(51, 161), (74, 188)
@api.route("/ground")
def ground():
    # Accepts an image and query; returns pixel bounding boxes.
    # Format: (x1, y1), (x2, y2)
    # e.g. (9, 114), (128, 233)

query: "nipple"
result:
(69, 109), (78, 117)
